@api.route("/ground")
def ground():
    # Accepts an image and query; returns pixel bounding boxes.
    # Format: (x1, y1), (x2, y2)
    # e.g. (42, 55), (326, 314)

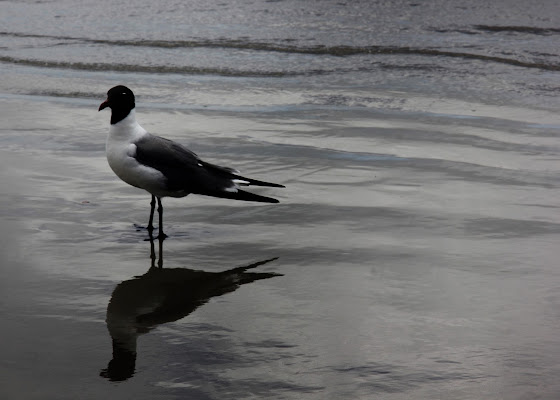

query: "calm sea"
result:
(1, 1), (559, 399)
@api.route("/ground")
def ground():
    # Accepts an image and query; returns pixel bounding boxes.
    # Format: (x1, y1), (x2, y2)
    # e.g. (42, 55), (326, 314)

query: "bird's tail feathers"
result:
(202, 161), (284, 188)
(233, 175), (285, 188)
(202, 189), (280, 203)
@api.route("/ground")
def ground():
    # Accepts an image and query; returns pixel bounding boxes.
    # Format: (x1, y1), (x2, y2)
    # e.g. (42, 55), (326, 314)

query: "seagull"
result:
(99, 85), (284, 238)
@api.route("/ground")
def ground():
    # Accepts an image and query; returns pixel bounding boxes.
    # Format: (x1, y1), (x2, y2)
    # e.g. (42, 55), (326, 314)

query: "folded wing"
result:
(134, 134), (284, 203)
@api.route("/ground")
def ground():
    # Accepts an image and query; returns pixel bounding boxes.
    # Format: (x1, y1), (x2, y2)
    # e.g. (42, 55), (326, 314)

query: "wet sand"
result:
(1, 95), (560, 399)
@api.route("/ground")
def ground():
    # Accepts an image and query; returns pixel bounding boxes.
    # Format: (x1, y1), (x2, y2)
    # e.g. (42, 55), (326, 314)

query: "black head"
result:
(99, 85), (136, 125)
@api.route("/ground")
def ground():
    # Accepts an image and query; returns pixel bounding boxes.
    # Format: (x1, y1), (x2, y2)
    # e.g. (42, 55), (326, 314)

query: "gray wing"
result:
(134, 134), (231, 193)
(134, 134), (284, 202)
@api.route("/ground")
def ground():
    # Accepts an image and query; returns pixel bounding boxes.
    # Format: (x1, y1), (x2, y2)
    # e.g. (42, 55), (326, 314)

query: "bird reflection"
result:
(100, 234), (281, 381)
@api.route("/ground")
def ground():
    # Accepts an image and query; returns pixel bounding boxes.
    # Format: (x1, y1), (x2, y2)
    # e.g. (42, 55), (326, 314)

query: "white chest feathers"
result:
(105, 112), (167, 196)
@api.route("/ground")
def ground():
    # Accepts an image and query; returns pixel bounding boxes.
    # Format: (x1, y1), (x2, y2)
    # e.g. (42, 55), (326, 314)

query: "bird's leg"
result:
(157, 197), (168, 240)
(147, 195), (156, 233)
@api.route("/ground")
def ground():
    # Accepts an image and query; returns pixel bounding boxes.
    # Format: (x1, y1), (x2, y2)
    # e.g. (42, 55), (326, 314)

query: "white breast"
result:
(105, 111), (169, 197)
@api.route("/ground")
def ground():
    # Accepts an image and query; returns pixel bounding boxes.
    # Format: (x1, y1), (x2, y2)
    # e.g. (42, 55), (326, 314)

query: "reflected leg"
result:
(148, 229), (156, 268)
(157, 234), (164, 268)
(147, 222), (163, 268)
(147, 195), (156, 233)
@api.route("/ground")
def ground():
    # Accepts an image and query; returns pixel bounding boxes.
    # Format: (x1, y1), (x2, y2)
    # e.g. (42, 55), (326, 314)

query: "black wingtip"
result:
(242, 178), (285, 188)
(202, 189), (281, 203)
(235, 190), (279, 203)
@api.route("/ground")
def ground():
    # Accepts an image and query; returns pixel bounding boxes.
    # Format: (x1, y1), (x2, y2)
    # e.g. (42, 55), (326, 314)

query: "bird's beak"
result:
(98, 99), (110, 111)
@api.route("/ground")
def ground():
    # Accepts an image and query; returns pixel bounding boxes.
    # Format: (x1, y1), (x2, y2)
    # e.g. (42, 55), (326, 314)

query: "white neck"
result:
(108, 109), (147, 141)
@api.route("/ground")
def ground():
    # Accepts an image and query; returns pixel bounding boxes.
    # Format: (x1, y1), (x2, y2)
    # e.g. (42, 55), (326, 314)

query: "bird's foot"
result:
(134, 223), (155, 232)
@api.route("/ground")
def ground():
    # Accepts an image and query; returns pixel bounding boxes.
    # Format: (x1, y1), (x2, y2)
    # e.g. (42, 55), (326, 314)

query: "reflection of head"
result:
(99, 344), (136, 381)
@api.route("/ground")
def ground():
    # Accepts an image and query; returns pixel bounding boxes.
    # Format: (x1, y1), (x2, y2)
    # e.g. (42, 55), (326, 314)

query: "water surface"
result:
(1, 1), (560, 399)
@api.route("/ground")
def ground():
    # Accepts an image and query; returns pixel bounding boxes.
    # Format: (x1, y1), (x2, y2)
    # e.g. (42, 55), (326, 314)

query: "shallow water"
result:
(1, 1), (560, 399)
